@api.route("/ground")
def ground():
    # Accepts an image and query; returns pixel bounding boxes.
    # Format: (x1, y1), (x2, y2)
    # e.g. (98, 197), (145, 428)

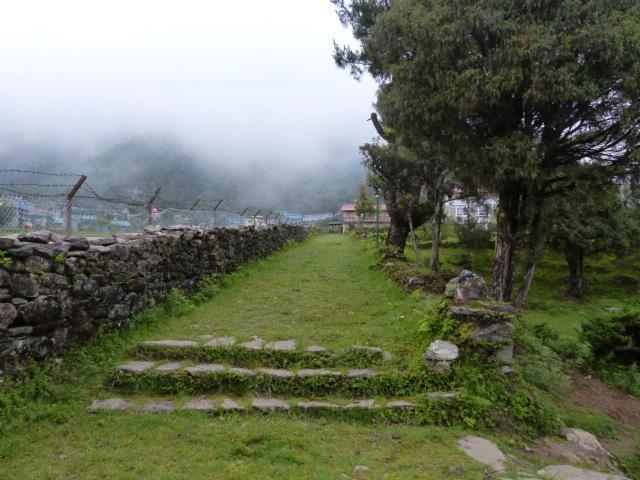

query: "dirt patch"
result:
(563, 372), (640, 455)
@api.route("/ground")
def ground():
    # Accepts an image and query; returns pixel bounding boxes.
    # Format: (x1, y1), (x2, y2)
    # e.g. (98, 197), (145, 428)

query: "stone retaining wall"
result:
(0, 225), (307, 376)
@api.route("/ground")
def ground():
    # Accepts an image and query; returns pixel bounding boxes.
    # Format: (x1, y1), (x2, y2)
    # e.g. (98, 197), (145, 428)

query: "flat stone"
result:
(305, 345), (327, 353)
(354, 465), (370, 472)
(501, 366), (514, 375)
(387, 400), (416, 409)
(116, 361), (156, 373)
(351, 345), (384, 356)
(227, 367), (255, 376)
(182, 399), (216, 412)
(427, 391), (460, 400)
(265, 339), (297, 351)
(259, 368), (294, 378)
(88, 398), (134, 412)
(141, 340), (198, 348)
(347, 368), (378, 378)
(345, 399), (376, 409)
(470, 323), (516, 344)
(424, 340), (459, 361)
(185, 364), (225, 374)
(17, 230), (52, 244)
(252, 398), (290, 411)
(537, 465), (630, 480)
(434, 361), (452, 374)
(205, 336), (236, 347)
(495, 344), (514, 364)
(241, 336), (264, 350)
(156, 362), (182, 372)
(560, 428), (614, 467)
(221, 398), (246, 412)
(0, 303), (18, 329)
(297, 401), (339, 410)
(449, 305), (499, 317)
(458, 436), (507, 471)
(382, 350), (393, 361)
(141, 400), (174, 413)
(296, 368), (343, 378)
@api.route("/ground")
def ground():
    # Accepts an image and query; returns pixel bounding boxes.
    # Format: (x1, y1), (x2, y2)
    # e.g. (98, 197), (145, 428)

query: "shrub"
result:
(581, 309), (640, 364)
(453, 218), (493, 248)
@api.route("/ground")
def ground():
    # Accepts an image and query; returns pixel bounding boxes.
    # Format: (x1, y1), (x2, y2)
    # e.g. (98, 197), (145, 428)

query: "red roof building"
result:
(340, 202), (391, 232)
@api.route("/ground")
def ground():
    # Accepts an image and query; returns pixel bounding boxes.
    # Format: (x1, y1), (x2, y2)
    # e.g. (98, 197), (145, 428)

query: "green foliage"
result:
(0, 249), (11, 267)
(564, 411), (619, 440)
(354, 183), (374, 221)
(54, 252), (65, 264)
(453, 218), (493, 248)
(581, 309), (640, 364)
(163, 288), (195, 317)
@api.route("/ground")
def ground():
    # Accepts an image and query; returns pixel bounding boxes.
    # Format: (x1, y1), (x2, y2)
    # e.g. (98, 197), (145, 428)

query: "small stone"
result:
(351, 345), (384, 356)
(205, 336), (236, 347)
(354, 465), (370, 472)
(141, 400), (174, 413)
(88, 398), (134, 412)
(305, 345), (327, 353)
(495, 344), (514, 364)
(252, 398), (290, 411)
(537, 465), (630, 480)
(424, 340), (459, 361)
(434, 361), (452, 374)
(347, 368), (378, 378)
(0, 303), (18, 329)
(387, 400), (416, 409)
(221, 398), (246, 412)
(156, 362), (182, 372)
(116, 361), (156, 373)
(183, 399), (216, 412)
(382, 351), (392, 361)
(427, 391), (460, 400)
(241, 336), (264, 350)
(141, 340), (198, 348)
(345, 399), (375, 409)
(296, 368), (342, 378)
(470, 322), (515, 344)
(259, 368), (294, 378)
(229, 367), (256, 376)
(185, 364), (225, 374)
(265, 339), (297, 351)
(458, 436), (507, 471)
(501, 366), (514, 375)
(297, 401), (339, 410)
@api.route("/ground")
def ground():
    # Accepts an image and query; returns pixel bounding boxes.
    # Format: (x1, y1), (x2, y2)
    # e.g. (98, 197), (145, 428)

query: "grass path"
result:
(0, 235), (489, 479)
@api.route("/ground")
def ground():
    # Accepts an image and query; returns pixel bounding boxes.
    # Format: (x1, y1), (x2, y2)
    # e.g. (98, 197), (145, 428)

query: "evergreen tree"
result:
(354, 183), (375, 227)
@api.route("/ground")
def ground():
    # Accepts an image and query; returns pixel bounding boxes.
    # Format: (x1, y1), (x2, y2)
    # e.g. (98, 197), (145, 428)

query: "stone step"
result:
(88, 393), (460, 424)
(132, 336), (393, 368)
(110, 360), (449, 397)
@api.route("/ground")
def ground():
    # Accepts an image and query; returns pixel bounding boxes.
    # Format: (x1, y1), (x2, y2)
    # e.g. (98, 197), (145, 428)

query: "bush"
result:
(453, 218), (493, 248)
(581, 309), (640, 364)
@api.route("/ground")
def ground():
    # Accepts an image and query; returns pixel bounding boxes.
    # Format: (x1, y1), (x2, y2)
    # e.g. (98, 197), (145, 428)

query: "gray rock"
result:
(347, 368), (378, 378)
(259, 368), (294, 378)
(470, 323), (516, 344)
(64, 237), (90, 251)
(382, 350), (393, 361)
(537, 465), (630, 480)
(142, 340), (198, 348)
(351, 345), (384, 357)
(495, 344), (514, 364)
(444, 270), (488, 301)
(252, 398), (290, 411)
(221, 398), (246, 412)
(88, 398), (134, 412)
(11, 274), (40, 298)
(560, 428), (615, 468)
(205, 336), (236, 347)
(17, 231), (52, 244)
(30, 244), (55, 259)
(424, 340), (459, 361)
(427, 391), (460, 400)
(185, 364), (225, 374)
(354, 465), (370, 473)
(241, 336), (264, 350)
(305, 345), (327, 353)
(345, 399), (376, 409)
(297, 401), (339, 410)
(182, 399), (216, 412)
(501, 366), (515, 375)
(0, 237), (17, 250)
(156, 362), (182, 372)
(265, 339), (297, 351)
(229, 367), (256, 376)
(0, 303), (17, 329)
(141, 400), (174, 413)
(296, 368), (342, 378)
(387, 400), (416, 409)
(458, 435), (507, 471)
(87, 236), (118, 247)
(434, 361), (452, 374)
(7, 326), (33, 336)
(116, 361), (156, 373)
(0, 269), (10, 287)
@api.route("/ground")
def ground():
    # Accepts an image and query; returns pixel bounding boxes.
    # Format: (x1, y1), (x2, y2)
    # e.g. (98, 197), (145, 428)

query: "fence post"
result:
(147, 187), (161, 225)
(66, 175), (87, 237)
(212, 200), (223, 228)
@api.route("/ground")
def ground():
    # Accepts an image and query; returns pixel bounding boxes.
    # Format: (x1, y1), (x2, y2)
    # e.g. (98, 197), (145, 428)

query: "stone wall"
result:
(0, 225), (307, 375)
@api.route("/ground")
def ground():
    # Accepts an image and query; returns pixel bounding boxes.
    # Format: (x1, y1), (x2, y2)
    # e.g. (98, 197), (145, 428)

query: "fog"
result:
(0, 1), (378, 211)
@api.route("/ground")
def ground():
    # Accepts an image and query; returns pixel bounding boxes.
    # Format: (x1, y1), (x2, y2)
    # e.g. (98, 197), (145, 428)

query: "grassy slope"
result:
(0, 235), (488, 480)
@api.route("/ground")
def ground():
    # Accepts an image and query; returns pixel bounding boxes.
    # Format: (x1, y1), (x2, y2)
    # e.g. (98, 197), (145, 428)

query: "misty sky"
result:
(0, 1), (378, 165)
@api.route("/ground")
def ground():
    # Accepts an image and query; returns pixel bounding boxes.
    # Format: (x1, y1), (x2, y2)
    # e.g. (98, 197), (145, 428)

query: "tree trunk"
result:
(407, 209), (423, 267)
(565, 245), (585, 297)
(429, 198), (444, 271)
(514, 195), (546, 306)
(386, 208), (411, 258)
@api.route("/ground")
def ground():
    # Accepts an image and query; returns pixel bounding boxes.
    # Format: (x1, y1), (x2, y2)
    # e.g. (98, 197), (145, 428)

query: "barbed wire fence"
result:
(0, 169), (334, 237)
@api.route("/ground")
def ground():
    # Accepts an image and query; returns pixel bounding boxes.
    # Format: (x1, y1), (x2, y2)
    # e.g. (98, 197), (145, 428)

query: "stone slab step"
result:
(111, 360), (445, 397)
(134, 337), (393, 368)
(88, 393), (460, 424)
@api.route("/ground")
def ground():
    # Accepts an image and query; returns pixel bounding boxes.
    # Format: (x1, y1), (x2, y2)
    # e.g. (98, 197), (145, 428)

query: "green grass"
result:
(0, 235), (493, 479)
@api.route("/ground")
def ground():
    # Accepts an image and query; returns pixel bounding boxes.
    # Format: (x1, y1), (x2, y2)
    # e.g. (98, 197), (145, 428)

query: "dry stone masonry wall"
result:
(0, 225), (307, 376)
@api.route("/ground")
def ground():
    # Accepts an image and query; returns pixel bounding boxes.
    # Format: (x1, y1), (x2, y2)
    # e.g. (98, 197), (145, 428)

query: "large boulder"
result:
(445, 270), (488, 302)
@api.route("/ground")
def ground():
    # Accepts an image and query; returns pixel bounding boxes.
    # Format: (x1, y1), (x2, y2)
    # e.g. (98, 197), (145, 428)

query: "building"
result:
(340, 203), (391, 232)
(444, 190), (497, 224)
